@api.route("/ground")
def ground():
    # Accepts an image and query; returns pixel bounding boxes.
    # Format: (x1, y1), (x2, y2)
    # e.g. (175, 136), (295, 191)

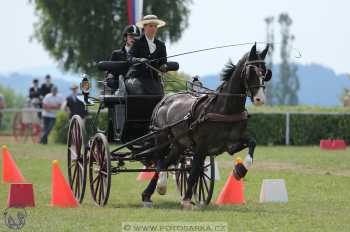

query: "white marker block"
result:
(259, 179), (288, 203)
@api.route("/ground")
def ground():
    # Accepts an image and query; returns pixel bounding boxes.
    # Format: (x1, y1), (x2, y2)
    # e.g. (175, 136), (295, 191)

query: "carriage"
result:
(67, 60), (216, 207)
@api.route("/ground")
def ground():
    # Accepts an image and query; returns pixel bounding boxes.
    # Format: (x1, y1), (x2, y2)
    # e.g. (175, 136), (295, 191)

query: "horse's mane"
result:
(220, 59), (236, 81)
(216, 54), (250, 92)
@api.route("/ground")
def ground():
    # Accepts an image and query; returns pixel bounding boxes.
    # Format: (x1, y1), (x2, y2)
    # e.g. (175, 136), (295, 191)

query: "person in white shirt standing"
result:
(40, 86), (64, 144)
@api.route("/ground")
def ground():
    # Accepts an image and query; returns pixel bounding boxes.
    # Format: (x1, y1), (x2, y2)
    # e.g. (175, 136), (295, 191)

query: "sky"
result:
(0, 0), (349, 77)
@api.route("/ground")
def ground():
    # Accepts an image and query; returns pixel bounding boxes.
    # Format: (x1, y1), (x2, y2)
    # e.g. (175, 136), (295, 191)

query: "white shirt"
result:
(42, 93), (64, 118)
(145, 36), (156, 54)
(125, 45), (131, 53)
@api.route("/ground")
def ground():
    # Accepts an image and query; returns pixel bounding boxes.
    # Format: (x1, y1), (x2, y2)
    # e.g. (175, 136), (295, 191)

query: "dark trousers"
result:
(0, 113), (3, 129)
(40, 117), (56, 144)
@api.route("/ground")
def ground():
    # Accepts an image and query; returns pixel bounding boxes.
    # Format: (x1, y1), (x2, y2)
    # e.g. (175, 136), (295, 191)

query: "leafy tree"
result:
(163, 71), (189, 93)
(0, 84), (25, 108)
(275, 13), (299, 105)
(0, 84), (25, 130)
(31, 0), (192, 77)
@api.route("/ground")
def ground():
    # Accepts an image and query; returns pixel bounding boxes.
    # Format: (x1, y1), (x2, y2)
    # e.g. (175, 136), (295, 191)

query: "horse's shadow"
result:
(108, 200), (271, 214)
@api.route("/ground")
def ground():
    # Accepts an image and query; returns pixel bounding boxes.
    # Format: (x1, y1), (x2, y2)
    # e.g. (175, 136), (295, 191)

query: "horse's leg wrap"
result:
(157, 144), (183, 195)
(246, 137), (256, 159)
(142, 170), (160, 202)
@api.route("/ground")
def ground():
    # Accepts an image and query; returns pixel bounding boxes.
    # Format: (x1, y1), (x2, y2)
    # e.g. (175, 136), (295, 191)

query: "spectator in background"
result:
(40, 74), (54, 98)
(40, 86), (64, 144)
(63, 84), (87, 119)
(0, 93), (5, 129)
(29, 79), (41, 100)
(29, 79), (42, 113)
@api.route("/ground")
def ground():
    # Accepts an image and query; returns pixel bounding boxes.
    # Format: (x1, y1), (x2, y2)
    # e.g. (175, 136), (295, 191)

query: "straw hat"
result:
(136, 15), (166, 28)
(70, 83), (79, 89)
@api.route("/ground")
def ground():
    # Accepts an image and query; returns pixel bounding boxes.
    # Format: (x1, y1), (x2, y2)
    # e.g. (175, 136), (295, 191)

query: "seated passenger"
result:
(106, 25), (141, 91)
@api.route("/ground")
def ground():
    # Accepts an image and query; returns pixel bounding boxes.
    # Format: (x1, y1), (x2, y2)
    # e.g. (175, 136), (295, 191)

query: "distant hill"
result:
(200, 63), (350, 106)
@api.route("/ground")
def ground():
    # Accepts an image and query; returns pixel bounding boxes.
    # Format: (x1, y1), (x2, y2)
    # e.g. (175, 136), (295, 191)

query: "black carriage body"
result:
(102, 78), (162, 144)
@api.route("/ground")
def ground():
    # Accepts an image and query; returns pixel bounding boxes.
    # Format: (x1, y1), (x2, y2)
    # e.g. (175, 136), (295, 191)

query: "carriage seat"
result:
(97, 61), (128, 73)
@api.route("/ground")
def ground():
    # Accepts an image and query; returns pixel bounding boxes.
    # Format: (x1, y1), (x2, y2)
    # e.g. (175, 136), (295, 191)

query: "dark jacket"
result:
(29, 87), (41, 100)
(126, 35), (167, 95)
(107, 47), (129, 90)
(66, 95), (87, 119)
(109, 47), (129, 76)
(40, 83), (53, 98)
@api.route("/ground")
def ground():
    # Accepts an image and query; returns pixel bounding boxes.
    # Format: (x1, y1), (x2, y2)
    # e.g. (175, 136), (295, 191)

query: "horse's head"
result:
(242, 44), (272, 106)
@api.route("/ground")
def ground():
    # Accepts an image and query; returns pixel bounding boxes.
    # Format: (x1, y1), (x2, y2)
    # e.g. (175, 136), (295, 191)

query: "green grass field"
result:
(0, 142), (349, 232)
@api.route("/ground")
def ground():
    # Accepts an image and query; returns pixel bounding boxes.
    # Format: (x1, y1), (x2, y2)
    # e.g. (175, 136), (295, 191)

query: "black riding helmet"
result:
(123, 25), (141, 40)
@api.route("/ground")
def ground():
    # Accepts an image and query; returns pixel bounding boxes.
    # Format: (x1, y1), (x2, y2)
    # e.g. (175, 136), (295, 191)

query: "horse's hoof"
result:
(157, 186), (167, 195)
(142, 201), (153, 208)
(156, 172), (168, 195)
(181, 200), (195, 210)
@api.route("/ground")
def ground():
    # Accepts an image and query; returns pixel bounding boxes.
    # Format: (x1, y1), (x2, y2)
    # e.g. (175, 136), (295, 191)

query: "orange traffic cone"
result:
(136, 166), (156, 181)
(51, 160), (78, 208)
(215, 174), (245, 205)
(2, 145), (25, 183)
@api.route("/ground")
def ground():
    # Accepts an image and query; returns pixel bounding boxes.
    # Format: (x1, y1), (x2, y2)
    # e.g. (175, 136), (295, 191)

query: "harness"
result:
(148, 59), (269, 145)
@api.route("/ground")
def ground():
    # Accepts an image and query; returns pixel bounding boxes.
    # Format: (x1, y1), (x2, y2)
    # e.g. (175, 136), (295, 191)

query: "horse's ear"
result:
(249, 43), (257, 60)
(260, 44), (269, 60)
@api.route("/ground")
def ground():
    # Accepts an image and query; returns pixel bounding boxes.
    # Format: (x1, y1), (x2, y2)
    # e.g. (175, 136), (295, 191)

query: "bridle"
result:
(241, 60), (269, 98)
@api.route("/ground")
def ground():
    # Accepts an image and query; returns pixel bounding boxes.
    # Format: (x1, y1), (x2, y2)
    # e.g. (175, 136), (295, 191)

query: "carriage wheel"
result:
(12, 112), (28, 143)
(193, 156), (215, 205)
(67, 115), (87, 203)
(89, 133), (111, 207)
(175, 157), (191, 199)
(31, 123), (42, 143)
(175, 156), (215, 206)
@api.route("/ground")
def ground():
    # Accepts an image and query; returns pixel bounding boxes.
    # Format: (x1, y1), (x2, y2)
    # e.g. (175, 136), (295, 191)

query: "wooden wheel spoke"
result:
(92, 173), (100, 185)
(69, 147), (79, 160)
(75, 167), (80, 196)
(201, 175), (210, 195)
(70, 160), (77, 169)
(100, 176), (105, 202)
(78, 161), (84, 170)
(72, 164), (78, 184)
(97, 176), (103, 204)
(100, 170), (108, 176)
(200, 176), (207, 201)
(202, 172), (212, 181)
(93, 177), (101, 200)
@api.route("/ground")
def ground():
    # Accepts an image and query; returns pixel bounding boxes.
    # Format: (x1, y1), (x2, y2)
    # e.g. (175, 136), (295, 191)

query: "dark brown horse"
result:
(142, 44), (272, 208)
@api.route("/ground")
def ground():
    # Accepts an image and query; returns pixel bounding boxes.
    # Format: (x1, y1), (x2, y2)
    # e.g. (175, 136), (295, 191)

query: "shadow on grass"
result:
(106, 200), (274, 214)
